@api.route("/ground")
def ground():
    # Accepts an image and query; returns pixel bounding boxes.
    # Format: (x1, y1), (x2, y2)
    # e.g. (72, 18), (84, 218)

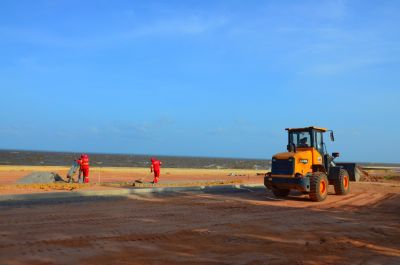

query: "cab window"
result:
(290, 131), (311, 148)
(315, 131), (324, 154)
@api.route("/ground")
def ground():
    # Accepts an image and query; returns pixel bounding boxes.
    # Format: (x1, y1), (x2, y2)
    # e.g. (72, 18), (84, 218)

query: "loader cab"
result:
(287, 127), (327, 156)
(286, 126), (336, 174)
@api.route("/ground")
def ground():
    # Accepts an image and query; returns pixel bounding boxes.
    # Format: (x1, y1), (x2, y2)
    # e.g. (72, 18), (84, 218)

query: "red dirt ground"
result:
(0, 182), (399, 265)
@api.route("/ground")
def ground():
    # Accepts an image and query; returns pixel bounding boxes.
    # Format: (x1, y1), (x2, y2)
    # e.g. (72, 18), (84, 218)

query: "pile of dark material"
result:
(17, 172), (65, 184)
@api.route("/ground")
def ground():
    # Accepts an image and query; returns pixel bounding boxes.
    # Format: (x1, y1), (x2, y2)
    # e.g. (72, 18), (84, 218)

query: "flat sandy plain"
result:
(0, 166), (262, 194)
(0, 166), (399, 264)
(0, 166), (263, 184)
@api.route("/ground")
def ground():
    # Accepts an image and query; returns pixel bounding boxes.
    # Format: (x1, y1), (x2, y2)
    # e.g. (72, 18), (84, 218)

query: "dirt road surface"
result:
(0, 182), (399, 265)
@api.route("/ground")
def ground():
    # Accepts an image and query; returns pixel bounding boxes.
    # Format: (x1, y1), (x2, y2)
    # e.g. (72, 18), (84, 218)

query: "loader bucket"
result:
(336, 163), (361, 182)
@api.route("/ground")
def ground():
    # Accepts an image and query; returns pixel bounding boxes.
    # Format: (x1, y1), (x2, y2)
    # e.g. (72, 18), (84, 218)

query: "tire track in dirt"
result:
(185, 190), (387, 212)
(1, 183), (399, 265)
(363, 193), (398, 208)
(0, 229), (211, 257)
(312, 192), (385, 209)
(0, 210), (179, 230)
(0, 191), (391, 234)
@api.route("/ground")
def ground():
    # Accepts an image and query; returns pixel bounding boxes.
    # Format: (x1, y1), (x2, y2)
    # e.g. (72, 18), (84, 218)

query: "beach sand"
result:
(0, 165), (265, 194)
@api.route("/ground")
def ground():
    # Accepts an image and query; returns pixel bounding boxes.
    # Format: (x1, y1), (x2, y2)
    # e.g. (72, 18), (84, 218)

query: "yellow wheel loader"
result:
(264, 126), (352, 202)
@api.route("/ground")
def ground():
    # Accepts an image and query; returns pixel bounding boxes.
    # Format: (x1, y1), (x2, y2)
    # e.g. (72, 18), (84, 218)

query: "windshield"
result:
(290, 131), (312, 148)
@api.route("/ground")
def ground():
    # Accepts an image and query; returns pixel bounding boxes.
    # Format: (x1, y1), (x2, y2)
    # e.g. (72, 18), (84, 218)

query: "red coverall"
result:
(80, 154), (90, 183)
(150, 158), (162, 184)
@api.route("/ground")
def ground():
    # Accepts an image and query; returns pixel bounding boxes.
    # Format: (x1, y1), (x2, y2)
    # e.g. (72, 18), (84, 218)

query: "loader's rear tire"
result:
(309, 172), (328, 202)
(334, 169), (350, 195)
(272, 188), (290, 198)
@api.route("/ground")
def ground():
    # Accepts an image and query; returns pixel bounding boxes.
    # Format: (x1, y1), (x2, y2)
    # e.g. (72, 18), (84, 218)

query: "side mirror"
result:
(332, 152), (340, 158)
(330, 131), (335, 141)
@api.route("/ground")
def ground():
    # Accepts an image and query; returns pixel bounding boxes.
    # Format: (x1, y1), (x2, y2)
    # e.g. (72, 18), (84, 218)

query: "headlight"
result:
(299, 159), (308, 164)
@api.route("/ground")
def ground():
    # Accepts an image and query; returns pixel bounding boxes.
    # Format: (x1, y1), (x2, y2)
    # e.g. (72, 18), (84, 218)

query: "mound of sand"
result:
(17, 172), (65, 184)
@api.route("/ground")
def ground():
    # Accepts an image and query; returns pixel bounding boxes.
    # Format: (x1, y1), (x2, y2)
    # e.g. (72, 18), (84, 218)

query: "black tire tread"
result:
(309, 172), (328, 202)
(334, 169), (350, 195)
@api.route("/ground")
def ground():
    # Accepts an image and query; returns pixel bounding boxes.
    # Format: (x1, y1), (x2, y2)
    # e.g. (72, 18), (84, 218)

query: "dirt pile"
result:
(356, 166), (366, 179)
(358, 167), (380, 182)
(357, 166), (400, 182)
(17, 172), (65, 184)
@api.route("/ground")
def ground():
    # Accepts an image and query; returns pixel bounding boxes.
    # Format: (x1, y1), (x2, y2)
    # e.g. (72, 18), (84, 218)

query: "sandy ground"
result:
(0, 166), (264, 195)
(0, 166), (264, 184)
(1, 165), (399, 195)
(0, 182), (399, 265)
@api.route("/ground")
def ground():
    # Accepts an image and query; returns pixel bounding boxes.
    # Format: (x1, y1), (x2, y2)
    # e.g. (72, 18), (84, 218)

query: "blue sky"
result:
(0, 0), (399, 163)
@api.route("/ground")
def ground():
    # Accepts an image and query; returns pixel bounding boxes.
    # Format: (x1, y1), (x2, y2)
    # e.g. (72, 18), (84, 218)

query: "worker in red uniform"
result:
(150, 157), (162, 184)
(78, 154), (90, 183)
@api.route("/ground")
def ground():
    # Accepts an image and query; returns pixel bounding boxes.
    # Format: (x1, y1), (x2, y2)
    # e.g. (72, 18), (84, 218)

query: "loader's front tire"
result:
(272, 188), (290, 198)
(334, 169), (350, 195)
(309, 172), (328, 202)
